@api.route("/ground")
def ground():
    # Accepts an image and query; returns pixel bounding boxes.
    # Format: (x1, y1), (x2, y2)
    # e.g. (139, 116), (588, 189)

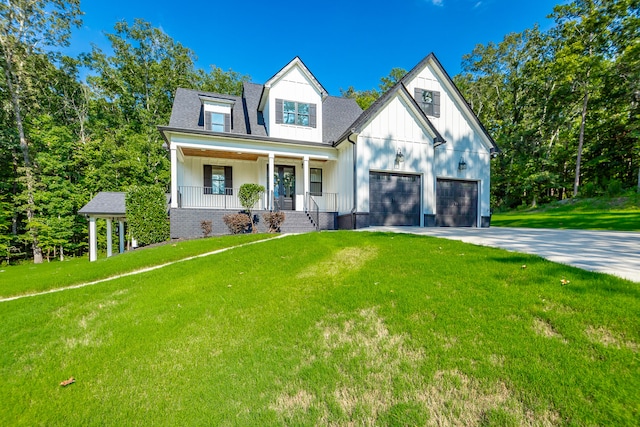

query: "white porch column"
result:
(170, 146), (178, 208)
(268, 153), (275, 211)
(118, 220), (125, 253)
(303, 155), (310, 210)
(89, 216), (97, 262)
(106, 218), (113, 258)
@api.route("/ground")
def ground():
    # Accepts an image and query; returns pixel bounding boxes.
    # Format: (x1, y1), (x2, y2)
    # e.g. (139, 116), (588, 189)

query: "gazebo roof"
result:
(79, 192), (126, 218)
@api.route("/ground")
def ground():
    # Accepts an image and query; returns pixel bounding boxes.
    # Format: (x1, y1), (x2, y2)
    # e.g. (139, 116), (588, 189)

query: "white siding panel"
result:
(336, 142), (354, 215)
(357, 95), (435, 215)
(268, 66), (323, 142)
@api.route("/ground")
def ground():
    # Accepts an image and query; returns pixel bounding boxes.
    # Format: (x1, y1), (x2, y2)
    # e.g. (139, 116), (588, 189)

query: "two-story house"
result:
(159, 53), (499, 238)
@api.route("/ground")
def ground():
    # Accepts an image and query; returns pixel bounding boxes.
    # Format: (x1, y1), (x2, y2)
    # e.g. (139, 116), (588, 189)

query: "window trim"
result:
(310, 167), (322, 196)
(275, 99), (316, 128)
(203, 165), (233, 195)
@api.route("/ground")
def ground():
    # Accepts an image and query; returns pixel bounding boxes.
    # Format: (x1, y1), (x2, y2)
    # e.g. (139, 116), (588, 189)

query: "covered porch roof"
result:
(79, 191), (127, 218)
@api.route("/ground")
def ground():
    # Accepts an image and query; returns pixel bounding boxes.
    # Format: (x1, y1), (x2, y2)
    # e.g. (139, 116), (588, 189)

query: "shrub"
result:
(582, 182), (599, 198)
(607, 179), (623, 197)
(239, 183), (265, 233)
(223, 213), (251, 234)
(262, 211), (285, 233)
(201, 220), (212, 237)
(126, 186), (169, 246)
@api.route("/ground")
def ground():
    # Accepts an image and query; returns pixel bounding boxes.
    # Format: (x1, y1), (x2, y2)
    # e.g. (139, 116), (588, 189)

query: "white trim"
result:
(89, 217), (97, 262)
(171, 140), (333, 161)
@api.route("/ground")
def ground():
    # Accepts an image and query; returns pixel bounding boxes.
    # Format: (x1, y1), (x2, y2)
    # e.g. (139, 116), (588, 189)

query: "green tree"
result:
(125, 186), (169, 246)
(0, 0), (82, 263)
(238, 183), (265, 233)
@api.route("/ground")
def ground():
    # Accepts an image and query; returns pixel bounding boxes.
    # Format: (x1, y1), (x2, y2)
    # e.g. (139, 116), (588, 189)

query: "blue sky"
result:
(68, 0), (563, 95)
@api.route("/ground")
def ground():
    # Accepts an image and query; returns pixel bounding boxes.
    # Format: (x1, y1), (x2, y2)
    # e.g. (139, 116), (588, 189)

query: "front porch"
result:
(176, 186), (337, 213)
(170, 208), (338, 238)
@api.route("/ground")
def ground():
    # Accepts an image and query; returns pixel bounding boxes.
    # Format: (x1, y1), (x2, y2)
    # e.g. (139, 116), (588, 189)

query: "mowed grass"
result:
(0, 233), (272, 298)
(492, 195), (640, 231)
(1, 231), (638, 426)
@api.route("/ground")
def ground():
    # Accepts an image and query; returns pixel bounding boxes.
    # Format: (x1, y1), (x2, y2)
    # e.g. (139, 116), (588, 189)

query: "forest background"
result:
(1, 0), (638, 263)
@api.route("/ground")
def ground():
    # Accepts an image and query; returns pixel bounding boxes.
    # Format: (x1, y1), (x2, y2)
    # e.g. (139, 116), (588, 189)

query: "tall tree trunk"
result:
(573, 88), (589, 197)
(2, 50), (43, 263)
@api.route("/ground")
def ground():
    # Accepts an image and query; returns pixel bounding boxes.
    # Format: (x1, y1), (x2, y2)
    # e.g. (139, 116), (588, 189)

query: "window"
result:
(211, 113), (225, 132)
(310, 168), (322, 196)
(203, 165), (233, 195)
(414, 88), (440, 117)
(275, 99), (316, 127)
(205, 111), (230, 132)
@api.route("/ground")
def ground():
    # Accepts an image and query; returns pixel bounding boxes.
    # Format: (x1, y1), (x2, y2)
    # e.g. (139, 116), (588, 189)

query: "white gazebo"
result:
(78, 192), (127, 262)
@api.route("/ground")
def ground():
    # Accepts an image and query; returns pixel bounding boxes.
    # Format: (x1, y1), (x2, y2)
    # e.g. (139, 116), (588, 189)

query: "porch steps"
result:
(277, 211), (318, 234)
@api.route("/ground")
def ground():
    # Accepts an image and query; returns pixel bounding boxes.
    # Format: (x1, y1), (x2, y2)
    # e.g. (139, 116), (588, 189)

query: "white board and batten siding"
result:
(404, 63), (493, 219)
(355, 94), (436, 218)
(264, 66), (323, 143)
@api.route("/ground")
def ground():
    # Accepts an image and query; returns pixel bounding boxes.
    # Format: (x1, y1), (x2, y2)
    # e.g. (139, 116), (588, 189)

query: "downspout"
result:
(348, 131), (358, 229)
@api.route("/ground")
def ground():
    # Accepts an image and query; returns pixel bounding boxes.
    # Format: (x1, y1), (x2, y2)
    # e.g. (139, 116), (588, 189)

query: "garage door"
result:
(369, 172), (421, 226)
(436, 179), (478, 227)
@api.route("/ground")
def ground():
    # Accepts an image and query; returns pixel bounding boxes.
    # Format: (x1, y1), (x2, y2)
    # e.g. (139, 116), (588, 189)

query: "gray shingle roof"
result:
(79, 192), (172, 217)
(78, 192), (126, 216)
(164, 82), (362, 145)
(322, 96), (363, 143)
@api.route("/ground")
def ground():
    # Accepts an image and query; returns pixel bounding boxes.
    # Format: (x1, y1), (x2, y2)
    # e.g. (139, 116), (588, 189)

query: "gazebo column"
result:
(119, 220), (125, 254)
(89, 216), (97, 262)
(106, 218), (113, 258)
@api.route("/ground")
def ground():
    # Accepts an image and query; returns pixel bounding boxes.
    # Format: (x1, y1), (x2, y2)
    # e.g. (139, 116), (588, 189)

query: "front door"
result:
(274, 166), (295, 210)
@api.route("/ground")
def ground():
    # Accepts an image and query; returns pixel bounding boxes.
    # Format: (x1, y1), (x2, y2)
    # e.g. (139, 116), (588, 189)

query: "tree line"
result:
(1, 2), (249, 263)
(1, 0), (638, 263)
(344, 0), (639, 210)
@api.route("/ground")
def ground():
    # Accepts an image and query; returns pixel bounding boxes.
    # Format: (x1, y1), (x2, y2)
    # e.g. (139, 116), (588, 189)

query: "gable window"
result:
(276, 99), (316, 128)
(310, 168), (322, 196)
(203, 165), (233, 195)
(414, 88), (440, 118)
(205, 111), (231, 132)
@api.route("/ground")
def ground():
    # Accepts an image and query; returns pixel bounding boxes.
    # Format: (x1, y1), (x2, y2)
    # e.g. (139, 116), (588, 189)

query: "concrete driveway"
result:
(364, 226), (640, 282)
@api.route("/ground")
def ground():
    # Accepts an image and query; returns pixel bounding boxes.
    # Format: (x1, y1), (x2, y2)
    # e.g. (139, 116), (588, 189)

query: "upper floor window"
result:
(205, 111), (231, 132)
(276, 99), (316, 128)
(414, 88), (440, 118)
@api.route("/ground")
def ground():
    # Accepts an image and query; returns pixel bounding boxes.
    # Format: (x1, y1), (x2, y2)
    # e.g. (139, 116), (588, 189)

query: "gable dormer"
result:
(402, 54), (498, 155)
(258, 57), (328, 143)
(200, 95), (235, 133)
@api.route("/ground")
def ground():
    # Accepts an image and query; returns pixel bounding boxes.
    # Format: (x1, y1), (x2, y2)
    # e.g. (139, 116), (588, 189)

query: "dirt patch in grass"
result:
(585, 325), (638, 351)
(416, 370), (560, 427)
(296, 246), (378, 279)
(533, 317), (567, 343)
(272, 307), (560, 425)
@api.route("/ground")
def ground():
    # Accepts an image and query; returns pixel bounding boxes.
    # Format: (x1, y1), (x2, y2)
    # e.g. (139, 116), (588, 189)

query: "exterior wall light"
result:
(395, 149), (405, 163)
(458, 157), (467, 171)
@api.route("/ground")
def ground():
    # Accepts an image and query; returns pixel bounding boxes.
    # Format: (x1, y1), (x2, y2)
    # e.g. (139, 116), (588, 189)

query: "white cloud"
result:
(431, 0), (444, 6)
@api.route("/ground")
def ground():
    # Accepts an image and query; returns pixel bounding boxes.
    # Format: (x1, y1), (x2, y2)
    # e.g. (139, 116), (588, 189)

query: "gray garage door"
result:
(436, 179), (478, 227)
(369, 172), (421, 226)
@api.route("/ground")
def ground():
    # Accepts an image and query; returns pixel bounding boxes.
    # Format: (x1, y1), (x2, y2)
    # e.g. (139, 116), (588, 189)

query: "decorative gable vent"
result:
(415, 88), (440, 118)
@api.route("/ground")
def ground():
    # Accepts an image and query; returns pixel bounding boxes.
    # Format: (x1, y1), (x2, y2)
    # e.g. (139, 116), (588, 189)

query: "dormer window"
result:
(415, 88), (440, 118)
(199, 95), (234, 132)
(276, 99), (316, 128)
(210, 112), (226, 132)
(205, 111), (231, 132)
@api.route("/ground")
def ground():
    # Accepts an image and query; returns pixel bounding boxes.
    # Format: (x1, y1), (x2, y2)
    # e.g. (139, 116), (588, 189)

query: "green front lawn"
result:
(0, 233), (272, 299)
(492, 195), (640, 231)
(1, 232), (638, 425)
